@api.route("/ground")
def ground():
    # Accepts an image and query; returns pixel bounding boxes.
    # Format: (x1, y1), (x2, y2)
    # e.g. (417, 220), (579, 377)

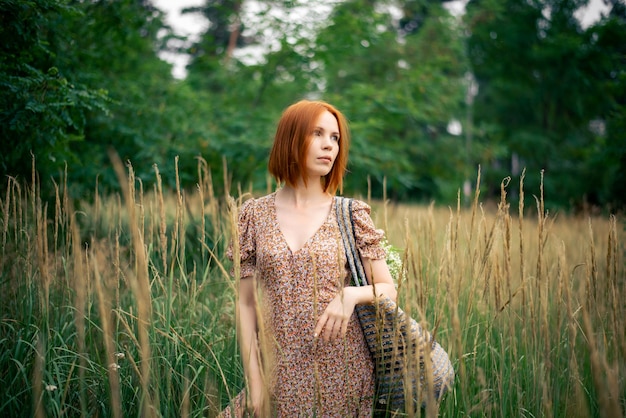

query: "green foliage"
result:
(587, 2), (626, 209)
(465, 0), (626, 210)
(53, 0), (192, 194)
(0, 0), (110, 187)
(314, 0), (468, 200)
(2, 0), (624, 212)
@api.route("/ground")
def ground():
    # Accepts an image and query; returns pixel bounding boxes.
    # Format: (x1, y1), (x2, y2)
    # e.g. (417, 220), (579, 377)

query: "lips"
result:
(318, 156), (333, 163)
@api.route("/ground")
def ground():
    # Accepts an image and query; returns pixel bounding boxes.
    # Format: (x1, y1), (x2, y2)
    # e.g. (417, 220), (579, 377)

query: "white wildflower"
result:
(115, 352), (125, 359)
(109, 363), (121, 371)
(45, 384), (58, 392)
(383, 239), (404, 284)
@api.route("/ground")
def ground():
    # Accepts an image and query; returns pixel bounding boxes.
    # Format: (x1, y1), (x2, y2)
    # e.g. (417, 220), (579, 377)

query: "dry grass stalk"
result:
(154, 163), (168, 274)
(110, 151), (155, 417)
(581, 290), (624, 418)
(31, 336), (45, 418)
(174, 156), (186, 273)
(93, 244), (122, 418)
(68, 190), (89, 415)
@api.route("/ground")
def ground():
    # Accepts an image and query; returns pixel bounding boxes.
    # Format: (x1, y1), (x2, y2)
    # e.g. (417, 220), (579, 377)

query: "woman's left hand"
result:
(314, 287), (358, 343)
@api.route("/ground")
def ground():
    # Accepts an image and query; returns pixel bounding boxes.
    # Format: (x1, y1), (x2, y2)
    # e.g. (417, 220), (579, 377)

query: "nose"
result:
(321, 134), (334, 149)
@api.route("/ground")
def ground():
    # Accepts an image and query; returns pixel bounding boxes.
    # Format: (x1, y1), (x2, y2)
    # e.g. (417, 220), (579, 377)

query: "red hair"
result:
(268, 100), (350, 194)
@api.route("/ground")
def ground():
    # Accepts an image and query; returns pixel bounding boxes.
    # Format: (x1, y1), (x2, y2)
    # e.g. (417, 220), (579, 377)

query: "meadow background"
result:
(2, 0), (625, 416)
(0, 159), (623, 417)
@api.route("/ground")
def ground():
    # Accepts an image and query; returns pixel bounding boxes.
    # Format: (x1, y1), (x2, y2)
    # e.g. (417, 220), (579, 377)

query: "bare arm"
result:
(343, 256), (397, 305)
(238, 277), (265, 415)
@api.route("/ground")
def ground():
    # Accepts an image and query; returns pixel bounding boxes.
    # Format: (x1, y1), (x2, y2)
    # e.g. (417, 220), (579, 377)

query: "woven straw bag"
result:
(335, 197), (455, 413)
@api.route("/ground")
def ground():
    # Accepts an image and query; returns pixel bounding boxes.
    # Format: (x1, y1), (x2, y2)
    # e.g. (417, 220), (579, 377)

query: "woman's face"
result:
(304, 110), (340, 179)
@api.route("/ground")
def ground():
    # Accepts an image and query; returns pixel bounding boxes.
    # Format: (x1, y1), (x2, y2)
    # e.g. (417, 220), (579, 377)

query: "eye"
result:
(313, 129), (322, 137)
(331, 134), (340, 142)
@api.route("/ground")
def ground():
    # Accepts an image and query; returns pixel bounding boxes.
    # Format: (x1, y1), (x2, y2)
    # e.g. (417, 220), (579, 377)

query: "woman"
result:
(223, 99), (397, 417)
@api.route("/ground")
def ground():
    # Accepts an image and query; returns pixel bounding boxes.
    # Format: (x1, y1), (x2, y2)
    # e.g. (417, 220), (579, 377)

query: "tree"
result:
(465, 0), (626, 209)
(0, 0), (109, 189)
(0, 0), (196, 197)
(315, 0), (468, 200)
(585, 1), (626, 209)
(55, 0), (190, 193)
(183, 0), (245, 92)
(182, 0), (340, 194)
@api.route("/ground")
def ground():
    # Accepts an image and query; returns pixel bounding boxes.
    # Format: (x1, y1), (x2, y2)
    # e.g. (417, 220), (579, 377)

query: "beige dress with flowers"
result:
(222, 192), (386, 417)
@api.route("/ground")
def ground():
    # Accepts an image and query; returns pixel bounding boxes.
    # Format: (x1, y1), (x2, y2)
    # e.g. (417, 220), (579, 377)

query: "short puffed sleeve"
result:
(351, 199), (387, 260)
(226, 198), (257, 278)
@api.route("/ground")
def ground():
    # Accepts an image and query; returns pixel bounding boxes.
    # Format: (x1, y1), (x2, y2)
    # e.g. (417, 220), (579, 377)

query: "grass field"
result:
(1, 160), (624, 417)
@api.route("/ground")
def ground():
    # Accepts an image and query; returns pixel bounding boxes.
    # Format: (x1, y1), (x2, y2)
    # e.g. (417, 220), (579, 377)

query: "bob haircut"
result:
(268, 100), (350, 195)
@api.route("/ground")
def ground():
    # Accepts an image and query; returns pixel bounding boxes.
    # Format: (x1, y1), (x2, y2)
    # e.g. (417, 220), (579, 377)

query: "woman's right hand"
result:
(314, 286), (359, 342)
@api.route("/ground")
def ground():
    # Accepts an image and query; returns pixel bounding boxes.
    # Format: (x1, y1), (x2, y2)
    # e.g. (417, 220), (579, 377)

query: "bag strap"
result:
(335, 196), (368, 287)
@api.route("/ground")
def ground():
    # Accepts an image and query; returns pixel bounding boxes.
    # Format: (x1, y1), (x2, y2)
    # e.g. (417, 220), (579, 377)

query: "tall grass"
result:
(0, 161), (624, 417)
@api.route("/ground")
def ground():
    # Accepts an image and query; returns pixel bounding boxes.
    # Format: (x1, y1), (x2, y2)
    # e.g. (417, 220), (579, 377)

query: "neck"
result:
(279, 183), (331, 208)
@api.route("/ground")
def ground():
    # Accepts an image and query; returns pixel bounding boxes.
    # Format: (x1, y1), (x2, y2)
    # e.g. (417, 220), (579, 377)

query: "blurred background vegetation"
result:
(1, 0), (625, 211)
(1, 2), (625, 417)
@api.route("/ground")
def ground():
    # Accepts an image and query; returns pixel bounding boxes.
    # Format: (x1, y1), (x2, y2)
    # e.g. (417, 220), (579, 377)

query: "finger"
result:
(330, 317), (344, 342)
(335, 317), (344, 339)
(341, 317), (349, 339)
(314, 314), (327, 339)
(324, 318), (336, 342)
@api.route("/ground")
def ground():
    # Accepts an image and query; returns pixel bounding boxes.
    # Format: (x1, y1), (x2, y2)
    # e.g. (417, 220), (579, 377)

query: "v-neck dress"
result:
(223, 192), (386, 417)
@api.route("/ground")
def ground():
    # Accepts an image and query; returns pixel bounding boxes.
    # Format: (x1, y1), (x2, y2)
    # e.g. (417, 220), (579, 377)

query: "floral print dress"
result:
(223, 192), (386, 417)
